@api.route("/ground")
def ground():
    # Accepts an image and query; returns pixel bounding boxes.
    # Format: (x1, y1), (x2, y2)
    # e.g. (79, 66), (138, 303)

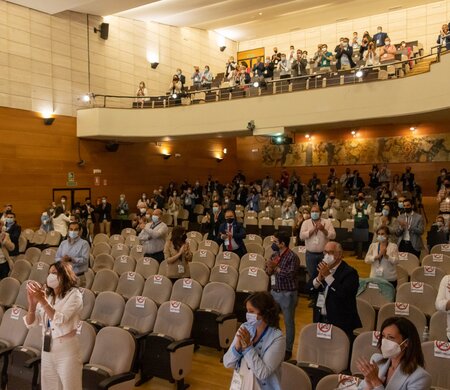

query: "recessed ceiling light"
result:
(258, 12), (263, 16)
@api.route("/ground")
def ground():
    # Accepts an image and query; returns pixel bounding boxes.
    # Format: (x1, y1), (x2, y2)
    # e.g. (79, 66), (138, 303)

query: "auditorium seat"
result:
(377, 302), (426, 336)
(121, 228), (136, 238)
(316, 374), (361, 390)
(214, 251), (240, 270)
(92, 233), (109, 246)
(92, 253), (114, 273)
(192, 282), (237, 353)
(43, 231), (62, 247)
(354, 298), (376, 336)
(91, 269), (119, 294)
(430, 244), (450, 256)
(239, 253), (266, 271)
(9, 260), (31, 283)
(263, 235), (276, 248)
(24, 247), (41, 265)
(192, 249), (215, 269)
(357, 279), (395, 310)
(88, 291), (125, 329)
(422, 253), (450, 274)
(14, 281), (30, 310)
(109, 234), (124, 246)
(243, 234), (263, 246)
(129, 244), (144, 260)
(84, 268), (94, 289)
(111, 243), (129, 258)
(422, 341), (450, 389)
(0, 277), (20, 308)
(125, 234), (139, 247)
(187, 231), (203, 243)
(77, 321), (96, 364)
(18, 235), (27, 254)
(21, 229), (34, 243)
(30, 230), (46, 246)
(198, 239), (219, 255)
(350, 331), (380, 375)
(83, 327), (136, 390)
(113, 255), (136, 275)
(170, 278), (202, 310)
(91, 242), (111, 258)
(120, 296), (157, 337)
(79, 288), (95, 321)
(280, 361), (312, 390)
(411, 266), (445, 292)
(396, 265), (409, 288)
(141, 275), (172, 306)
(139, 301), (194, 389)
(189, 262), (210, 286)
(396, 282), (437, 317)
(115, 272), (145, 300)
(243, 242), (264, 255)
(28, 262), (49, 285)
(209, 264), (239, 289)
(429, 311), (447, 341)
(135, 257), (159, 279)
(38, 248), (56, 265)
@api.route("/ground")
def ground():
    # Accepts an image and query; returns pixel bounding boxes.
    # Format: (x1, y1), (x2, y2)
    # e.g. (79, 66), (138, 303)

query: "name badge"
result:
(230, 370), (243, 390)
(178, 264), (185, 274)
(271, 274), (276, 286)
(312, 236), (319, 245)
(357, 212), (362, 218)
(375, 267), (383, 277)
(316, 293), (326, 309)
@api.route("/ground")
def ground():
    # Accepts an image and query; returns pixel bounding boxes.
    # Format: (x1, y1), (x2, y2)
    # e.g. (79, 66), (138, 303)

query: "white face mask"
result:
(381, 338), (406, 359)
(47, 273), (59, 289)
(323, 253), (335, 265)
(377, 235), (387, 243)
(140, 208), (147, 214)
(246, 312), (261, 327)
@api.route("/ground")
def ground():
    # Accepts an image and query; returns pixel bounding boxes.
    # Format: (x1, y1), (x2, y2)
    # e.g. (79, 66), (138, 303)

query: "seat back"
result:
(431, 244), (450, 255)
(121, 228), (136, 238)
(23, 323), (43, 351)
(236, 267), (269, 292)
(357, 285), (392, 310)
(113, 255), (136, 275)
(116, 272), (145, 300)
(244, 243), (264, 256)
(85, 268), (94, 289)
(239, 253), (266, 271)
(79, 288), (96, 320)
(77, 321), (96, 363)
(396, 282), (437, 317)
(0, 277), (20, 306)
(243, 234), (263, 246)
(28, 262), (50, 285)
(215, 251), (240, 270)
(9, 260), (31, 283)
(430, 311), (447, 341)
(31, 230), (46, 245)
(280, 361), (312, 390)
(153, 301), (193, 340)
(189, 262), (210, 286)
(297, 323), (350, 373)
(18, 234), (27, 253)
(316, 374), (361, 390)
(91, 269), (119, 294)
(422, 253), (450, 275)
(43, 230), (61, 246)
(0, 308), (28, 347)
(262, 235), (276, 248)
(22, 229), (34, 242)
(422, 340), (450, 389)
(377, 302), (426, 335)
(90, 291), (125, 326)
(24, 247), (41, 265)
(111, 243), (130, 259)
(120, 296), (157, 335)
(170, 278), (202, 310)
(142, 275), (173, 305)
(89, 327), (136, 375)
(109, 234), (124, 245)
(129, 244), (145, 260)
(354, 298), (376, 334)
(125, 234), (139, 248)
(411, 266), (445, 292)
(38, 248), (56, 265)
(14, 281), (29, 310)
(92, 242), (111, 257)
(92, 253), (115, 272)
(209, 264), (239, 289)
(198, 240), (219, 255)
(135, 257), (159, 279)
(396, 265), (409, 288)
(199, 282), (235, 314)
(192, 249), (215, 269)
(350, 331), (381, 374)
(93, 233), (109, 246)
(397, 252), (420, 275)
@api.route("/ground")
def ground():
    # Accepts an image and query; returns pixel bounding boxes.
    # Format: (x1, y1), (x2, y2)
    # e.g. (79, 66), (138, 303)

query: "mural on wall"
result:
(261, 133), (450, 167)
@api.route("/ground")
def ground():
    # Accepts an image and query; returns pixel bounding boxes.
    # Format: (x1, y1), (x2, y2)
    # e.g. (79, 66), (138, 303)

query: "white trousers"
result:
(41, 335), (82, 390)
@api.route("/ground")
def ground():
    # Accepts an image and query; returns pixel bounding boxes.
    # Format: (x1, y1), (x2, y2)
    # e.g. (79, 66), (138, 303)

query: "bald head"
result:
(153, 209), (162, 217)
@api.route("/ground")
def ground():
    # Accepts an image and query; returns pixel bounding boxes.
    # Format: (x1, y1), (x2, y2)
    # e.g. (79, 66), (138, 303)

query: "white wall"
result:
(238, 1), (450, 58)
(0, 0), (237, 116)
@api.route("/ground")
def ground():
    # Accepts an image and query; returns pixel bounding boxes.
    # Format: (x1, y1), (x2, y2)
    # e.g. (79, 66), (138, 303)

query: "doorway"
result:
(52, 188), (91, 211)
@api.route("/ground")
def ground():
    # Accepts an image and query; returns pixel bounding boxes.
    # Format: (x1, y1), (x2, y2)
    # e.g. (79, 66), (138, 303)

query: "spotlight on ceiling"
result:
(162, 153), (172, 160)
(151, 62), (159, 69)
(410, 126), (417, 132)
(220, 46), (226, 52)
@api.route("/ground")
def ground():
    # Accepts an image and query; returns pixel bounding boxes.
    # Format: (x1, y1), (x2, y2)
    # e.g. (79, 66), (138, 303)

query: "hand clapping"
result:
(26, 281), (46, 306)
(356, 358), (381, 387)
(236, 326), (252, 350)
(317, 262), (331, 281)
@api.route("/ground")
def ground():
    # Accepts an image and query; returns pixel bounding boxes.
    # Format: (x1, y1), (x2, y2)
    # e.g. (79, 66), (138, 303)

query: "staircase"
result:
(406, 54), (438, 77)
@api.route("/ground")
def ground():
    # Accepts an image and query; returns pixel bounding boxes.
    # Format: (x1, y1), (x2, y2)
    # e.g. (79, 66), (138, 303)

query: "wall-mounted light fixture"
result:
(94, 22), (109, 40)
(220, 46), (226, 52)
(216, 157), (224, 163)
(41, 110), (55, 125)
(162, 153), (172, 160)
(151, 62), (159, 69)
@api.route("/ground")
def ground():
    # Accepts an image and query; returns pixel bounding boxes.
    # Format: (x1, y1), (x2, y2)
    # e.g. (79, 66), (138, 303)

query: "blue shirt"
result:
(55, 237), (90, 275)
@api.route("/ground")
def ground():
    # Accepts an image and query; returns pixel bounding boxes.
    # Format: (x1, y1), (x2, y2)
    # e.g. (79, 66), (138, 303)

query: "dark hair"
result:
(403, 198), (413, 205)
(47, 259), (78, 299)
(376, 226), (390, 235)
(378, 317), (425, 375)
(54, 206), (64, 218)
(245, 292), (280, 328)
(5, 211), (15, 217)
(171, 226), (187, 250)
(69, 221), (81, 230)
(274, 231), (290, 247)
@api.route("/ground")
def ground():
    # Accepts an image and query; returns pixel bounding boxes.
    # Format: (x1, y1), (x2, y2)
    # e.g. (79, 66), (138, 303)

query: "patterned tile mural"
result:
(261, 133), (450, 167)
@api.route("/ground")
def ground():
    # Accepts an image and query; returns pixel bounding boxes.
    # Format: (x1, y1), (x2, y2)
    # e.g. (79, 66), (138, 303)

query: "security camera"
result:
(247, 120), (255, 131)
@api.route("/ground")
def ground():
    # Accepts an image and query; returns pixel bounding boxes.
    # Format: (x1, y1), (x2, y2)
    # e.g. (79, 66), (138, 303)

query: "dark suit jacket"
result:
(81, 204), (96, 223)
(218, 221), (247, 255)
(7, 223), (21, 256)
(206, 211), (225, 242)
(373, 32), (388, 46)
(307, 260), (362, 336)
(335, 46), (356, 69)
(96, 203), (112, 222)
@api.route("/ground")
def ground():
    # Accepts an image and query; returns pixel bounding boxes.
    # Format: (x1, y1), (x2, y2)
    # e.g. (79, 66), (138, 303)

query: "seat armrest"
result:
(196, 309), (220, 316)
(216, 313), (237, 324)
(87, 319), (105, 329)
(24, 356), (41, 368)
(98, 372), (135, 390)
(0, 346), (15, 357)
(167, 338), (194, 353)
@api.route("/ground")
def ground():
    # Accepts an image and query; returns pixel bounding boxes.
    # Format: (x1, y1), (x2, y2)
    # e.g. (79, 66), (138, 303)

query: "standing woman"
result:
(223, 291), (285, 390)
(52, 206), (71, 238)
(164, 226), (192, 282)
(25, 259), (83, 390)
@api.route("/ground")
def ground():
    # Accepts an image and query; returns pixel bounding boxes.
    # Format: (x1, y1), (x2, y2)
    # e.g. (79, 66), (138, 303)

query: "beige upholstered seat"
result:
(125, 234), (139, 247)
(209, 264), (239, 289)
(189, 262), (210, 286)
(14, 281), (30, 310)
(280, 361), (312, 390)
(411, 266), (445, 292)
(84, 268), (94, 289)
(0, 307), (28, 348)
(88, 291), (125, 328)
(243, 234), (263, 246)
(38, 248), (56, 265)
(135, 257), (159, 279)
(0, 277), (20, 308)
(79, 287), (95, 321)
(316, 374), (361, 390)
(92, 253), (115, 273)
(350, 331), (380, 375)
(129, 244), (145, 260)
(422, 253), (450, 274)
(214, 251), (240, 270)
(115, 272), (145, 300)
(244, 242), (264, 255)
(28, 262), (49, 285)
(113, 255), (136, 275)
(377, 302), (426, 335)
(109, 234), (124, 246)
(396, 282), (437, 317)
(24, 247), (41, 265)
(91, 242), (111, 257)
(431, 244), (450, 256)
(9, 260), (31, 283)
(92, 233), (109, 245)
(170, 278), (202, 311)
(357, 284), (393, 310)
(120, 296), (157, 336)
(397, 251), (420, 276)
(141, 275), (173, 306)
(192, 249), (215, 269)
(429, 311), (447, 341)
(110, 243), (129, 259)
(77, 321), (96, 363)
(354, 298), (376, 336)
(43, 230), (62, 247)
(30, 230), (46, 246)
(422, 341), (450, 389)
(91, 269), (119, 294)
(198, 240), (219, 255)
(121, 228), (137, 238)
(239, 253), (266, 271)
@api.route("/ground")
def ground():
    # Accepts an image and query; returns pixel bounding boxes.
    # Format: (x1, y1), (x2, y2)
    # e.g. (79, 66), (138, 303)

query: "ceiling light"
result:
(258, 12), (263, 16)
(223, 148), (227, 154)
(82, 94), (91, 102)
(305, 134), (310, 139)
(410, 126), (417, 131)
(220, 46), (226, 52)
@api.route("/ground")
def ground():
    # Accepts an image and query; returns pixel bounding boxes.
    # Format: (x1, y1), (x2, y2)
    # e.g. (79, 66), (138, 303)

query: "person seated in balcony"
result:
(278, 54), (291, 79)
(378, 38), (397, 63)
(225, 56), (237, 79)
(136, 81), (149, 108)
(271, 47), (281, 66)
(373, 26), (389, 47)
(364, 41), (380, 67)
(336, 37), (356, 71)
(318, 44), (333, 72)
(437, 24), (450, 51)
(292, 50), (308, 77)
(191, 66), (202, 90)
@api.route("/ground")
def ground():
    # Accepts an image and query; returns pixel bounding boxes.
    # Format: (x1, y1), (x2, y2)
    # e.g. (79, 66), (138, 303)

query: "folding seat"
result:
(422, 253), (450, 274)
(3, 324), (42, 390)
(108, 234), (124, 246)
(189, 262), (210, 286)
(377, 302), (426, 335)
(129, 244), (144, 260)
(14, 281), (29, 310)
(42, 230), (61, 247)
(292, 246), (307, 267)
(396, 282), (437, 317)
(91, 242), (111, 257)
(186, 238), (198, 252)
(79, 288), (96, 321)
(125, 234), (139, 248)
(170, 278), (202, 310)
(340, 219), (354, 231)
(82, 327), (136, 390)
(411, 266), (445, 292)
(24, 248), (41, 265)
(88, 291), (125, 329)
(396, 265), (409, 288)
(38, 248), (56, 265)
(141, 275), (173, 306)
(139, 301), (194, 389)
(397, 252), (420, 276)
(429, 311), (447, 341)
(113, 255), (136, 275)
(421, 340), (450, 389)
(243, 234), (263, 246)
(160, 213), (173, 226)
(239, 253), (266, 271)
(209, 264), (238, 289)
(192, 249), (215, 269)
(89, 253), (94, 268)
(18, 235), (27, 254)
(22, 229), (34, 243)
(76, 321), (96, 364)
(157, 261), (168, 277)
(30, 230), (46, 246)
(234, 267), (269, 323)
(349, 331), (381, 375)
(295, 323), (350, 388)
(92, 253), (114, 273)
(121, 228), (136, 238)
(92, 233), (109, 246)
(116, 272), (145, 300)
(214, 251), (240, 270)
(431, 243), (450, 255)
(28, 262), (49, 285)
(354, 298), (376, 336)
(244, 242), (264, 256)
(316, 374), (362, 390)
(187, 231), (203, 243)
(198, 239), (219, 255)
(90, 269), (119, 295)
(281, 361), (312, 390)
(84, 268), (94, 289)
(264, 245), (275, 260)
(192, 282), (237, 352)
(357, 279), (395, 310)
(120, 296), (157, 337)
(0, 277), (20, 308)
(135, 257), (159, 279)
(111, 243), (129, 258)
(263, 235), (276, 248)
(245, 210), (257, 218)
(9, 260), (31, 283)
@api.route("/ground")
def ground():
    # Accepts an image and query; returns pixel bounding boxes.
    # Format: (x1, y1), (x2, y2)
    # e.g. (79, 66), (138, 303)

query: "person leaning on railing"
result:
(437, 23), (450, 51)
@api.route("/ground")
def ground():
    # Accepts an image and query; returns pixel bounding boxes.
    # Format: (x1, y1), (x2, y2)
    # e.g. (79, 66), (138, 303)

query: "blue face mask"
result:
(382, 209), (389, 217)
(68, 231), (79, 239)
(246, 312), (262, 327)
(5, 218), (13, 225)
(212, 207), (219, 214)
(271, 242), (280, 252)
(398, 202), (404, 209)
(152, 215), (159, 224)
(311, 212), (320, 220)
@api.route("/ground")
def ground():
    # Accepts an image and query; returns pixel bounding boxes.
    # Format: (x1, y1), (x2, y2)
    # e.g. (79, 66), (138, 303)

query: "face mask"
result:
(377, 235), (387, 243)
(323, 253), (335, 265)
(102, 199), (106, 204)
(343, 43), (348, 47)
(382, 209), (389, 217)
(385, 40), (390, 45)
(246, 312), (261, 327)
(120, 197), (125, 201)
(398, 202), (404, 209)
(330, 196), (335, 200)
(152, 215), (159, 223)
(5, 218), (13, 224)
(140, 208), (147, 214)
(404, 208), (412, 213)
(378, 29), (382, 33)
(212, 207), (219, 214)
(446, 184), (450, 188)
(68, 231), (79, 239)
(381, 338), (406, 359)
(61, 199), (66, 203)
(271, 242), (280, 252)
(224, 199), (229, 203)
(311, 212), (320, 220)
(46, 273), (59, 289)
(322, 48), (327, 52)
(226, 218), (234, 224)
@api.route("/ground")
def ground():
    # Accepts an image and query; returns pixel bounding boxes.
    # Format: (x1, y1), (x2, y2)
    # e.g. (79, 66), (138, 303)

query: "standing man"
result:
(0, 219), (15, 279)
(307, 241), (362, 339)
(266, 231), (299, 361)
(55, 221), (90, 286)
(4, 211), (21, 257)
(96, 196), (112, 236)
(395, 199), (424, 258)
(81, 197), (95, 240)
(138, 209), (168, 263)
(202, 201), (225, 242)
(218, 209), (247, 258)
